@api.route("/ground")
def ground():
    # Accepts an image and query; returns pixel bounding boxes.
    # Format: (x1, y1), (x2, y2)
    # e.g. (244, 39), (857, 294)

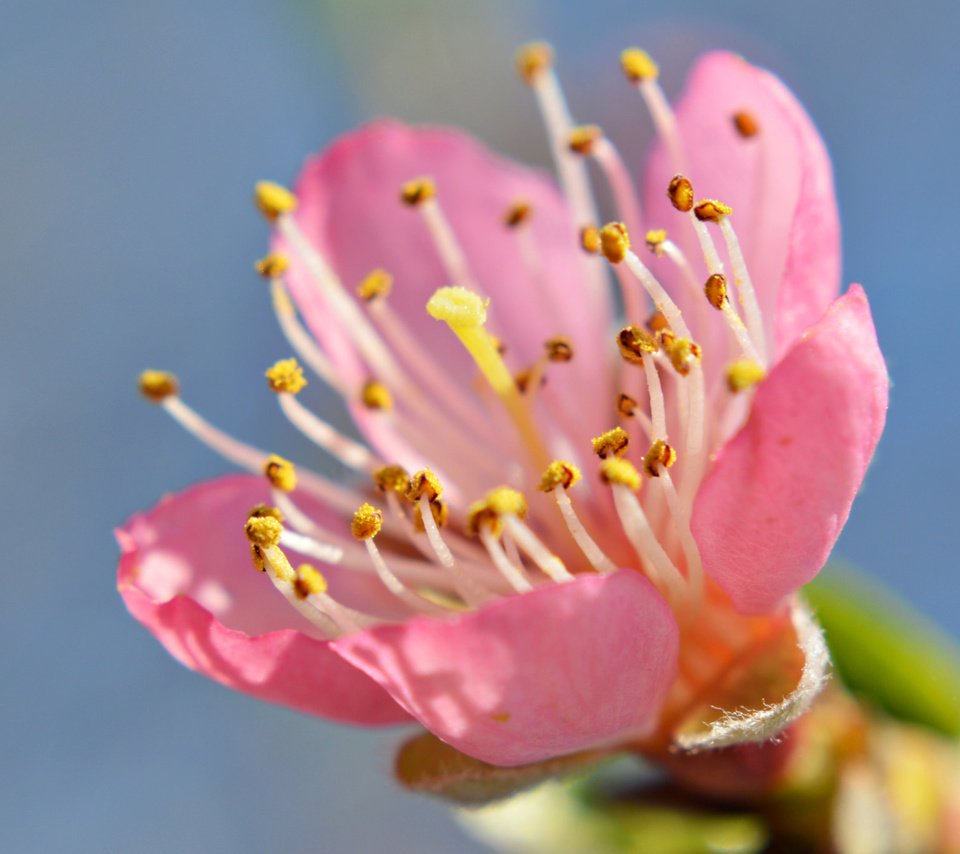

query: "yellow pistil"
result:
(245, 514), (283, 548)
(647, 311), (670, 333)
(427, 286), (548, 471)
(617, 325), (659, 365)
(579, 224), (601, 255)
(704, 273), (728, 309)
(539, 460), (582, 492)
(293, 563), (328, 599)
(643, 439), (677, 478)
(599, 222), (630, 264)
(265, 358), (307, 394)
(664, 337), (702, 376)
(373, 464), (411, 495)
(486, 486), (528, 519)
(617, 393), (638, 418)
(503, 200), (533, 228)
(599, 457), (642, 491)
(667, 175), (694, 212)
(254, 253), (289, 279)
(413, 498), (449, 533)
(356, 268), (393, 301)
(694, 199), (734, 223)
(645, 229), (668, 257)
(620, 47), (659, 82)
(568, 124), (603, 155)
(515, 41), (554, 85)
(351, 503), (383, 540)
(733, 110), (760, 138)
(400, 177), (436, 207)
(406, 469), (443, 503)
(264, 454), (297, 492)
(592, 426), (630, 459)
(254, 181), (297, 222)
(139, 370), (179, 402)
(726, 359), (767, 393)
(545, 336), (574, 362)
(360, 379), (393, 411)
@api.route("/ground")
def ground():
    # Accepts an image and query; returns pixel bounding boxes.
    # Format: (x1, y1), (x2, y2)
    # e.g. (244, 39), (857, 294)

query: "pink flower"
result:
(119, 48), (887, 769)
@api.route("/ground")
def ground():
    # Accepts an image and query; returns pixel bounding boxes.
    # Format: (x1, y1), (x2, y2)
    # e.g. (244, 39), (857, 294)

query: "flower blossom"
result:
(119, 46), (887, 769)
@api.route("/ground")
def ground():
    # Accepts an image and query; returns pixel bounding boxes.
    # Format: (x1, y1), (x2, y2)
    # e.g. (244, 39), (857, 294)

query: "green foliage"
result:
(805, 564), (960, 736)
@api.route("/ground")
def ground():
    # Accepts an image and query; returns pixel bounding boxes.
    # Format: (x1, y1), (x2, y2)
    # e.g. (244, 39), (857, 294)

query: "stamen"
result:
(503, 199), (533, 228)
(703, 273), (765, 363)
(265, 357), (308, 394)
(591, 426), (629, 459)
(254, 252), (289, 280)
(599, 459), (685, 599)
(726, 359), (767, 393)
(733, 110), (760, 138)
(642, 439), (677, 479)
(539, 461), (618, 574)
(356, 268), (393, 302)
(264, 454), (297, 492)
(360, 380), (393, 411)
(476, 524), (534, 594)
(254, 181), (297, 222)
(668, 176), (725, 276)
(621, 48), (684, 172)
(579, 225), (601, 255)
(427, 286), (549, 472)
(401, 177), (477, 291)
(139, 370), (179, 402)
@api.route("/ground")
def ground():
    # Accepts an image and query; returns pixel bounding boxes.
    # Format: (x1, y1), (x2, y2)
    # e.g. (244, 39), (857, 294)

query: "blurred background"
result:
(2, 0), (957, 850)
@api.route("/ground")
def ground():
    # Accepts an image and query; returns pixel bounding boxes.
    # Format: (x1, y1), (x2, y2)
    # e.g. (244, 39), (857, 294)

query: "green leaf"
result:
(804, 563), (960, 736)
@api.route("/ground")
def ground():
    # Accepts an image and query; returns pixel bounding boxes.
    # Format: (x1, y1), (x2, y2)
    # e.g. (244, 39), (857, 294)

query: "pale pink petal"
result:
(332, 570), (678, 766)
(279, 120), (614, 456)
(643, 52), (840, 356)
(692, 286), (888, 615)
(117, 475), (409, 725)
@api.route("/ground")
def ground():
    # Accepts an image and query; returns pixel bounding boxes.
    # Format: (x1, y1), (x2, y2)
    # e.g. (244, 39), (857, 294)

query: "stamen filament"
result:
(277, 392), (375, 471)
(500, 515), (575, 583)
(363, 538), (452, 616)
(478, 526), (534, 593)
(552, 490), (618, 573)
(419, 198), (478, 291)
(718, 218), (768, 364)
(592, 137), (644, 237)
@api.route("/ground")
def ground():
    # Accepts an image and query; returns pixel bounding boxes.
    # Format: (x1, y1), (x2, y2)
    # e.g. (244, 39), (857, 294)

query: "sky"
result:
(2, 0), (958, 851)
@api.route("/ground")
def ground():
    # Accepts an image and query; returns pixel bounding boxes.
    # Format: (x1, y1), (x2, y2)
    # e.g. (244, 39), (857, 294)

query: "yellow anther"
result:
(265, 358), (307, 394)
(254, 253), (289, 279)
(643, 439), (677, 478)
(620, 47), (659, 82)
(351, 503), (383, 540)
(694, 199), (734, 223)
(139, 370), (179, 403)
(645, 229), (668, 257)
(733, 110), (760, 138)
(406, 469), (443, 503)
(647, 310), (670, 334)
(426, 286), (488, 328)
(373, 464), (411, 495)
(254, 181), (297, 222)
(599, 222), (630, 264)
(251, 544), (266, 573)
(567, 124), (603, 155)
(704, 273), (728, 309)
(664, 337), (702, 376)
(503, 199), (533, 228)
(356, 268), (393, 301)
(599, 458), (642, 491)
(413, 497), (449, 533)
(539, 460), (582, 492)
(515, 41), (554, 85)
(592, 426), (630, 459)
(293, 564), (328, 599)
(264, 454), (297, 492)
(545, 336), (574, 362)
(514, 368), (545, 395)
(245, 514), (283, 548)
(466, 499), (499, 537)
(617, 325), (659, 364)
(400, 176), (436, 207)
(617, 393), (638, 418)
(667, 175), (694, 213)
(726, 359), (767, 393)
(486, 486), (528, 518)
(579, 224), (601, 255)
(360, 379), (393, 411)
(249, 503), (283, 522)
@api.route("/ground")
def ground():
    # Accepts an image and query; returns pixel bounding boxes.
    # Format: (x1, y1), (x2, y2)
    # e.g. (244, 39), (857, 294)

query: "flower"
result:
(118, 47), (887, 770)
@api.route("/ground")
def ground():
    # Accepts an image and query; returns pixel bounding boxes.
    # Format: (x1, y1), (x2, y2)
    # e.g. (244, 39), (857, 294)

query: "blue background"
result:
(2, 0), (957, 850)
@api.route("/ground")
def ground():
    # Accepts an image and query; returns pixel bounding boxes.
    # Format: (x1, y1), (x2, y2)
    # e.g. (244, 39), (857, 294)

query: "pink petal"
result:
(692, 286), (888, 615)
(643, 52), (840, 356)
(333, 570), (679, 766)
(117, 475), (409, 725)
(279, 120), (614, 456)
